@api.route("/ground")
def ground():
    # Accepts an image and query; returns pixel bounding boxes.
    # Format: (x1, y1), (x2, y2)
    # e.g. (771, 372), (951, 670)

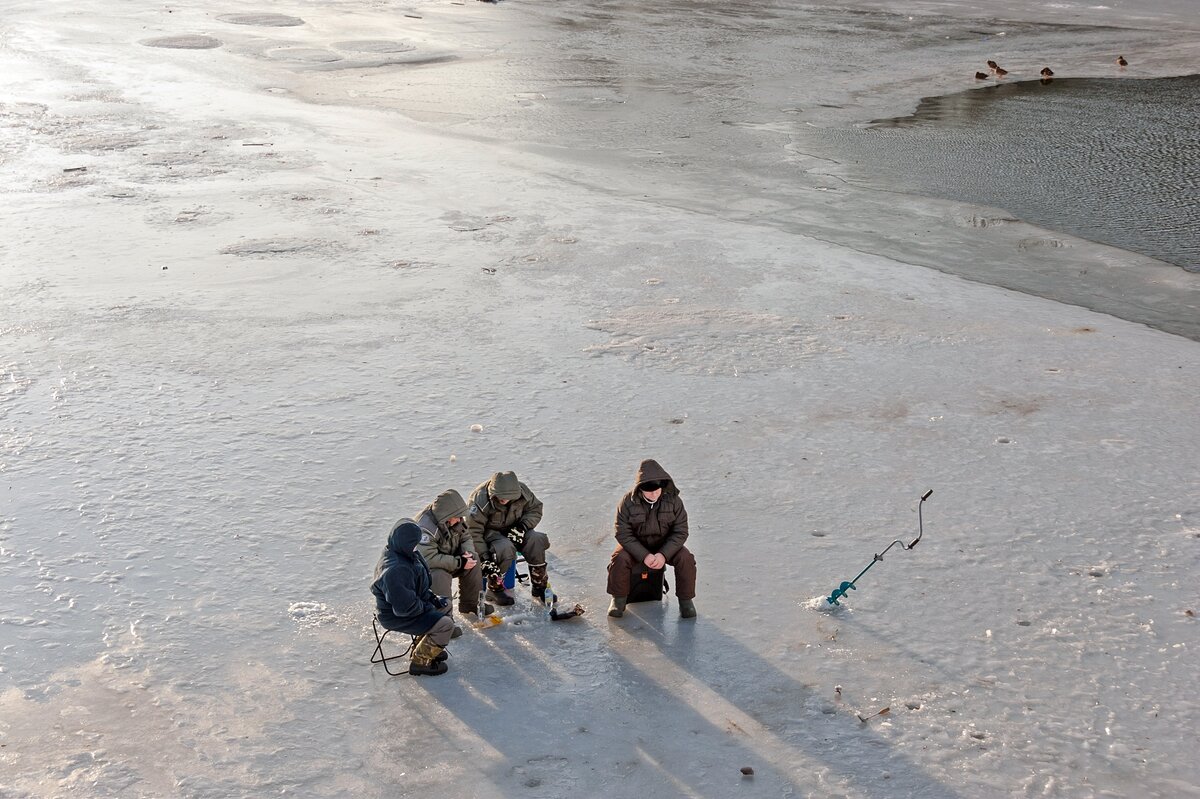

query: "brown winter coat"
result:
(613, 459), (689, 562)
(414, 489), (477, 573)
(466, 471), (544, 551)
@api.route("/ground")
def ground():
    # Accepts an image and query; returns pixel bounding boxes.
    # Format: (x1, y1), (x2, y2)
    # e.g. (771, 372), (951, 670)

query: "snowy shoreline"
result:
(2, 1), (1198, 797)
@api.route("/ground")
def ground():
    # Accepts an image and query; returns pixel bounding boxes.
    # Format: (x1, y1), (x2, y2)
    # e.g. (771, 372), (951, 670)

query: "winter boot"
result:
(412, 634), (448, 663)
(451, 624), (463, 639)
(529, 562), (549, 602)
(679, 598), (697, 619)
(607, 596), (627, 618)
(486, 574), (515, 606)
(409, 637), (448, 676)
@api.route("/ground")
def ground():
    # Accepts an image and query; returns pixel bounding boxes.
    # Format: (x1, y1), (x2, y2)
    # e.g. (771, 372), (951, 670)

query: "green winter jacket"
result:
(414, 489), (476, 573)
(467, 471), (544, 551)
(614, 459), (689, 562)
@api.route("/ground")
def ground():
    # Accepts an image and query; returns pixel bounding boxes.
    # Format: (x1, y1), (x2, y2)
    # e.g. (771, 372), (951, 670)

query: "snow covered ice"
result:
(2, 0), (1198, 797)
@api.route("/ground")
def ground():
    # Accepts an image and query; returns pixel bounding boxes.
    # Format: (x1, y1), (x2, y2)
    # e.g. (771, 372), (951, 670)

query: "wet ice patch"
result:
(217, 13), (305, 27)
(585, 307), (832, 375)
(333, 40), (416, 54)
(266, 48), (343, 64)
(287, 602), (336, 626)
(140, 35), (222, 50)
(219, 237), (327, 256)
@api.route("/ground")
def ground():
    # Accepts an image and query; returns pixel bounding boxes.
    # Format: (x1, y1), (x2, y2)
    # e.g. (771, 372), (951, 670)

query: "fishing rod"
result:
(826, 489), (933, 606)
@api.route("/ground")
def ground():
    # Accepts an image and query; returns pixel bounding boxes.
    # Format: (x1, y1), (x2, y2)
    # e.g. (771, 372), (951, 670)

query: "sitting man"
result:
(467, 470), (551, 604)
(606, 459), (697, 619)
(371, 519), (456, 676)
(414, 489), (487, 633)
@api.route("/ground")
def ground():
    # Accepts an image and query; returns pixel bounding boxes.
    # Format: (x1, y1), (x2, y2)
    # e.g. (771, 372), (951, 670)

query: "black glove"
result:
(431, 594), (450, 610)
(508, 526), (526, 547)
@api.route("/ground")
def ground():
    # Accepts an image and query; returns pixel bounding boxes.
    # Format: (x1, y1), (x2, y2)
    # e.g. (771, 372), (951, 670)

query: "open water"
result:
(838, 75), (1200, 273)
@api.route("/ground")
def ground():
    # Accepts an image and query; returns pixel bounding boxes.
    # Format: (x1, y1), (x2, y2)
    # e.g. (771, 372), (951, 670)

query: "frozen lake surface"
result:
(2, 0), (1198, 797)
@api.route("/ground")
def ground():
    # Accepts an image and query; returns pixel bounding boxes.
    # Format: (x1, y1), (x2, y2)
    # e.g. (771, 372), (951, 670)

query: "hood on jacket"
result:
(632, 458), (677, 494)
(431, 489), (468, 524)
(387, 520), (425, 553)
(489, 471), (522, 501)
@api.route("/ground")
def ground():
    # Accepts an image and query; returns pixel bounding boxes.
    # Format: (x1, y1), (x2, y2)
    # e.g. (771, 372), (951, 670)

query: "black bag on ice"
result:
(626, 567), (667, 603)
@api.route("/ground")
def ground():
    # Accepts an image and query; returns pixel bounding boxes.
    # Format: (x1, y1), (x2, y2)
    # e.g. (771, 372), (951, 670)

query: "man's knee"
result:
(521, 530), (550, 560)
(492, 537), (516, 561)
(609, 547), (638, 570)
(669, 547), (696, 567)
(426, 615), (455, 647)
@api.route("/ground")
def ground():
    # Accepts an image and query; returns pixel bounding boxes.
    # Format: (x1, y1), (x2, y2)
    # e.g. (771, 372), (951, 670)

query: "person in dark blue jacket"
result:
(371, 519), (456, 676)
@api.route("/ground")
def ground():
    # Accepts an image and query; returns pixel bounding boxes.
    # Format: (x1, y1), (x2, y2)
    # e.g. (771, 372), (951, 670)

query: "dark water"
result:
(847, 75), (1200, 273)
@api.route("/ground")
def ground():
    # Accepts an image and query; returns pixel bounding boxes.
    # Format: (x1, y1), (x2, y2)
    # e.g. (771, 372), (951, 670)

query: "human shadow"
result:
(383, 596), (807, 797)
(370, 581), (964, 798)
(603, 596), (966, 799)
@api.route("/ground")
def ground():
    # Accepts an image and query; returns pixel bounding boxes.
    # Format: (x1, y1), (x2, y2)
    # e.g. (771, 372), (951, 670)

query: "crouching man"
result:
(467, 471), (551, 604)
(371, 519), (456, 676)
(415, 489), (486, 634)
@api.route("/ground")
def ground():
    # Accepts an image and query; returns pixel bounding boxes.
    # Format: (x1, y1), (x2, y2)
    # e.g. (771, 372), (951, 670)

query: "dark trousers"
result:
(607, 545), (696, 600)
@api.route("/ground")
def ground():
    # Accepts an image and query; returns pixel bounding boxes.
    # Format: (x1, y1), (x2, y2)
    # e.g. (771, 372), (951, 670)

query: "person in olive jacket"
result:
(371, 519), (456, 676)
(606, 459), (697, 619)
(466, 471), (550, 605)
(414, 489), (486, 632)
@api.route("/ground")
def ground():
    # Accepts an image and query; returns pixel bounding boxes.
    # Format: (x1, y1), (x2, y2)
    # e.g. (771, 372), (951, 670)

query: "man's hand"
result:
(461, 552), (477, 571)
(643, 553), (666, 570)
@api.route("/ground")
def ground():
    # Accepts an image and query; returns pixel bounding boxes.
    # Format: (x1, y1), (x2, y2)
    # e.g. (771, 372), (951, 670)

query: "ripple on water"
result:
(839, 75), (1200, 274)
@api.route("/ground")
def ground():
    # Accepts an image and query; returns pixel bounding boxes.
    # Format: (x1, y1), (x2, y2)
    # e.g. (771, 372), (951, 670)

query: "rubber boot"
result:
(529, 562), (549, 602)
(486, 574), (515, 606)
(607, 596), (626, 618)
(412, 634), (448, 662)
(409, 638), (449, 676)
(679, 598), (697, 619)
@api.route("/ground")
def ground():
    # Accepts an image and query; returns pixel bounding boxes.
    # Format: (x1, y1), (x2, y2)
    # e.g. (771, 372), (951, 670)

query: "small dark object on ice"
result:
(740, 767), (754, 777)
(1040, 67), (1054, 77)
(856, 706), (890, 722)
(986, 60), (999, 72)
(974, 72), (988, 80)
(63, 166), (88, 173)
(994, 67), (1008, 77)
(1117, 55), (1128, 66)
(550, 603), (586, 621)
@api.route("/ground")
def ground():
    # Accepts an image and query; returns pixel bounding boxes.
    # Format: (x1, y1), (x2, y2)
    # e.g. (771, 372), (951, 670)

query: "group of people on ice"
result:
(370, 459), (698, 676)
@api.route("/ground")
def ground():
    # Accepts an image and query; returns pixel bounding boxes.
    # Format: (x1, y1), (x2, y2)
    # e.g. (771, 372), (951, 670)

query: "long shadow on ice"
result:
(394, 608), (802, 797)
(603, 601), (965, 799)
(383, 597), (962, 798)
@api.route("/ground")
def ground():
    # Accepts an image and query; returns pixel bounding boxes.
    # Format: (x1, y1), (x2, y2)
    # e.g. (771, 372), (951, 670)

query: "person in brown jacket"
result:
(606, 459), (697, 619)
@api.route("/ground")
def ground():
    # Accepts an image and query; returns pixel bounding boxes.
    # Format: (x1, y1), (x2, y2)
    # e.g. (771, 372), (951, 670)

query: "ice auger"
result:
(825, 489), (933, 606)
